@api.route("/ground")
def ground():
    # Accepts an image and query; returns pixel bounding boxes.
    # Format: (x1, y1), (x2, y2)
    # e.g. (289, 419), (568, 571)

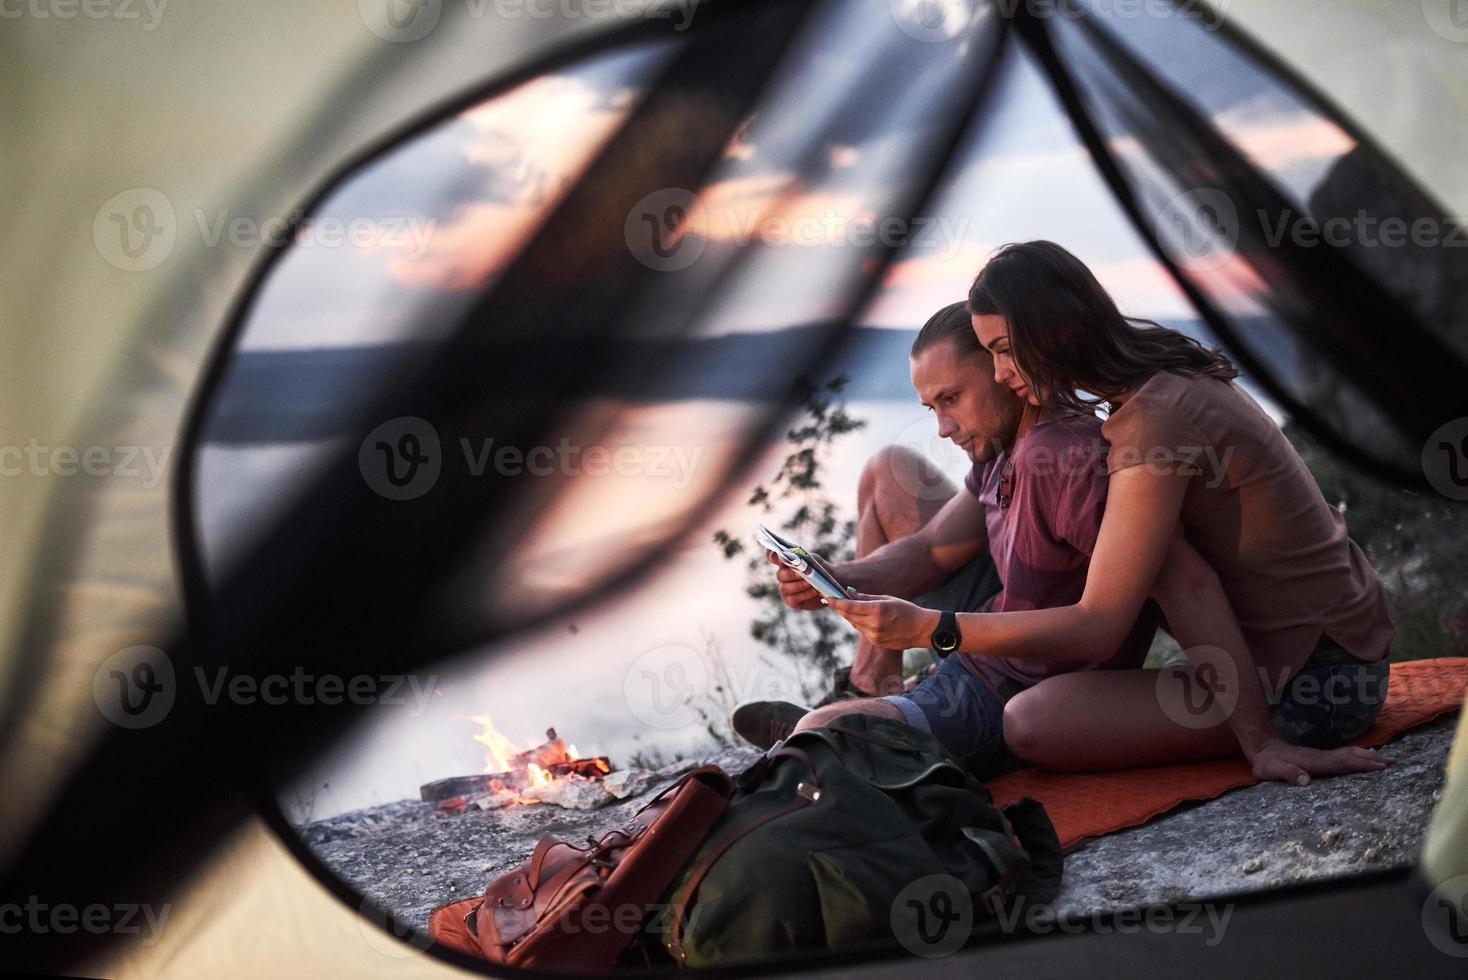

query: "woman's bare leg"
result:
(849, 445), (957, 694)
(1002, 666), (1243, 770)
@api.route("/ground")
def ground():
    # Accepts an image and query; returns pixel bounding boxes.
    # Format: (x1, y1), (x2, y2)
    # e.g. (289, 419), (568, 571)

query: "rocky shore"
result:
(299, 714), (1457, 930)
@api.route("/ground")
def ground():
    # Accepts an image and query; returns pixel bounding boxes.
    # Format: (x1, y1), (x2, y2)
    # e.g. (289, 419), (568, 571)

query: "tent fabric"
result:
(3, 1), (1468, 975)
(0, 0), (659, 844)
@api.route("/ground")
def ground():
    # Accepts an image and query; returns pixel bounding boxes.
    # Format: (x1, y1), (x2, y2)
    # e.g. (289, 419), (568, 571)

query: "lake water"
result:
(200, 396), (970, 821)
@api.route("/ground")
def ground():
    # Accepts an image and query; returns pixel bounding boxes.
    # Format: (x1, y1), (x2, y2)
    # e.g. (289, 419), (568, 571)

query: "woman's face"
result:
(972, 313), (1043, 407)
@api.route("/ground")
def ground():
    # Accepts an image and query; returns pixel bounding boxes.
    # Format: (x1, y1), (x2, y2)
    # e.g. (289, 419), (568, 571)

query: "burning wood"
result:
(420, 719), (612, 809)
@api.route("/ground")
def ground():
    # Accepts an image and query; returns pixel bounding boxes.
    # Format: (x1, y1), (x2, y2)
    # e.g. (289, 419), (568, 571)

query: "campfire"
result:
(420, 717), (614, 812)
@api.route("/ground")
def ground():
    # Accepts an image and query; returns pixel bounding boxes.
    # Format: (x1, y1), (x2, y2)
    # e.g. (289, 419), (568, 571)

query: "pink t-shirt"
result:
(958, 416), (1157, 694)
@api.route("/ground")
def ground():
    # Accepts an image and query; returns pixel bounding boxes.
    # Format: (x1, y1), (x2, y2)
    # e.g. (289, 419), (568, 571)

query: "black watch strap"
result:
(930, 610), (961, 657)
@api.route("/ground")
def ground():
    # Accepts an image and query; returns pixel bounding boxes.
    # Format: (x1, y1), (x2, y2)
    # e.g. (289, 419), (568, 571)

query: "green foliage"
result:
(713, 375), (867, 701)
(1285, 423), (1468, 661)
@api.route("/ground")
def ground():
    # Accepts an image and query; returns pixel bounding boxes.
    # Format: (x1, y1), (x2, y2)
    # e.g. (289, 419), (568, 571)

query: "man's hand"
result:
(766, 550), (844, 611)
(826, 592), (940, 651)
(1248, 738), (1393, 786)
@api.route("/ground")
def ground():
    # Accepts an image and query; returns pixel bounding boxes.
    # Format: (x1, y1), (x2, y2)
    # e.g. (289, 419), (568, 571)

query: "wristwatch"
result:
(930, 610), (961, 657)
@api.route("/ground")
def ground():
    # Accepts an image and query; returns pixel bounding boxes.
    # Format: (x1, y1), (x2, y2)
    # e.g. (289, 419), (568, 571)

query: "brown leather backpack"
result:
(427, 765), (733, 972)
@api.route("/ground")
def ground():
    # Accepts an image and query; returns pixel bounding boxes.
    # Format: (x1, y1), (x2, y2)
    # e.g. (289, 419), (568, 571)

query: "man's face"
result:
(910, 338), (1024, 464)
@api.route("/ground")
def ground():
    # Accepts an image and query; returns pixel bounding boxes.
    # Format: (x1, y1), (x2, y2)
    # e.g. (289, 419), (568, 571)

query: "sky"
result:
(233, 13), (1355, 354)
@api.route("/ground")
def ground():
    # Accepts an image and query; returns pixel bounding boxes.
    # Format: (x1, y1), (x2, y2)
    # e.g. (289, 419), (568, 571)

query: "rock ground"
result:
(299, 714), (1457, 929)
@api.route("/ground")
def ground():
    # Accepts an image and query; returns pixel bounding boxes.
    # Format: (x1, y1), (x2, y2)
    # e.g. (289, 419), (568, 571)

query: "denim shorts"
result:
(880, 654), (1026, 780)
(1269, 638), (1391, 748)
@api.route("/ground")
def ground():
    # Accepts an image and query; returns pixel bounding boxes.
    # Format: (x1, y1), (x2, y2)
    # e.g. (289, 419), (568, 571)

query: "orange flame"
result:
(464, 712), (519, 773)
(526, 763), (552, 788)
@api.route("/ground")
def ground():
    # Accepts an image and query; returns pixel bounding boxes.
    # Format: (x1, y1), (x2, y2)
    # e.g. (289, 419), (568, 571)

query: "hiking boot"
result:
(730, 700), (808, 750)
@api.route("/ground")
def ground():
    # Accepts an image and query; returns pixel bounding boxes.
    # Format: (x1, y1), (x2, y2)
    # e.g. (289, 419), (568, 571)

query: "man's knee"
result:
(858, 445), (956, 522)
(1001, 690), (1046, 762)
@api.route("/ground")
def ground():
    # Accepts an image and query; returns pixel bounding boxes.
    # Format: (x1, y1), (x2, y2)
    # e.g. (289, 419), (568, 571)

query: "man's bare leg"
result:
(847, 445), (957, 695)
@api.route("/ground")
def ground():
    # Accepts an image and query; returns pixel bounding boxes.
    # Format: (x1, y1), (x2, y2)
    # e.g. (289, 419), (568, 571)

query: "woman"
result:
(828, 241), (1394, 784)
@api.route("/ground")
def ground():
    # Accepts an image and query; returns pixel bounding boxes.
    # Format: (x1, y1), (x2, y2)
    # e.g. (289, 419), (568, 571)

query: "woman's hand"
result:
(826, 592), (940, 651)
(1248, 738), (1393, 786)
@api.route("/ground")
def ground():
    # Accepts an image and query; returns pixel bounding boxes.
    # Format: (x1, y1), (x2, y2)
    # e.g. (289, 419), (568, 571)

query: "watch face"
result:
(933, 629), (959, 652)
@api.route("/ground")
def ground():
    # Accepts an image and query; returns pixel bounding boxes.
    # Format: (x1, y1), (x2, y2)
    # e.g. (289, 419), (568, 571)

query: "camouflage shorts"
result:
(1269, 638), (1391, 749)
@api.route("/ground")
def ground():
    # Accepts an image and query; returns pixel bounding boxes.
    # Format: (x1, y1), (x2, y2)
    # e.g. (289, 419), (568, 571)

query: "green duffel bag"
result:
(650, 712), (1064, 967)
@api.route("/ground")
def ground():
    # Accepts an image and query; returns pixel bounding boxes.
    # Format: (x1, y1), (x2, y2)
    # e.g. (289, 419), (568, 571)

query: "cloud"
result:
(385, 75), (641, 291)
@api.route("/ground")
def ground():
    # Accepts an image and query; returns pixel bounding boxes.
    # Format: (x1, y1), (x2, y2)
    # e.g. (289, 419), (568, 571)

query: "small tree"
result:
(713, 375), (867, 701)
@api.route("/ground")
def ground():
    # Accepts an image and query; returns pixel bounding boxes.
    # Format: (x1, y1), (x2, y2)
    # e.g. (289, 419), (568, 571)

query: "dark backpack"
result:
(651, 713), (1063, 967)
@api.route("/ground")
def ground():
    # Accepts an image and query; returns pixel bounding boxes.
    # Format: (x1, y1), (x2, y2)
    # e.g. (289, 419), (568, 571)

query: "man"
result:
(732, 301), (1160, 776)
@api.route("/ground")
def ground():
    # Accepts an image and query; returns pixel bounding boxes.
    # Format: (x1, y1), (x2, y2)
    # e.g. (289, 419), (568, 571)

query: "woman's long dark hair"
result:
(967, 241), (1236, 412)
